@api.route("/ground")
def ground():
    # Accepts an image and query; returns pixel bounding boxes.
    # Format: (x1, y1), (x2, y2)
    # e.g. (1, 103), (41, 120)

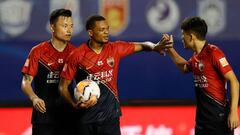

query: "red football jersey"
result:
(187, 43), (232, 105)
(61, 41), (135, 99)
(21, 41), (75, 123)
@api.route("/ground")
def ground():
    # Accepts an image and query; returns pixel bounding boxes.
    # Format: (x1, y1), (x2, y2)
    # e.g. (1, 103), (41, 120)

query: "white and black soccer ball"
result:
(74, 79), (100, 102)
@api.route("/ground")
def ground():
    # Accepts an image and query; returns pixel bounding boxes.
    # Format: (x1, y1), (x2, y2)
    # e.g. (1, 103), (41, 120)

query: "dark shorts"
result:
(32, 124), (56, 135)
(195, 103), (233, 135)
(195, 121), (233, 135)
(32, 123), (76, 135)
(32, 101), (77, 135)
(195, 88), (233, 135)
(76, 118), (121, 135)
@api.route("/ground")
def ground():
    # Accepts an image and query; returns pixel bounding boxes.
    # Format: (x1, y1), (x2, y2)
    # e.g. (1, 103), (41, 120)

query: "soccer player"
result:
(58, 15), (171, 135)
(155, 17), (239, 135)
(21, 9), (76, 135)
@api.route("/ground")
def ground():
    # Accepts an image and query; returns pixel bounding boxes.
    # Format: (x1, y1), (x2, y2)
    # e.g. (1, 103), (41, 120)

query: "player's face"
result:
(181, 30), (193, 49)
(90, 20), (109, 44)
(51, 16), (73, 42)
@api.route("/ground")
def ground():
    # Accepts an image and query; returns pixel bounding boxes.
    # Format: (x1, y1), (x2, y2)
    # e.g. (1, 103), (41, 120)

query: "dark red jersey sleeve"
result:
(113, 41), (135, 58)
(21, 46), (40, 77)
(211, 47), (232, 75)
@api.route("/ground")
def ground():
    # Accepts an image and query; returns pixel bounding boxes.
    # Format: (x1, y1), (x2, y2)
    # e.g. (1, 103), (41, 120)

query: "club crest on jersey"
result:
(107, 57), (114, 67)
(99, 0), (129, 36)
(198, 61), (204, 71)
(58, 59), (63, 64)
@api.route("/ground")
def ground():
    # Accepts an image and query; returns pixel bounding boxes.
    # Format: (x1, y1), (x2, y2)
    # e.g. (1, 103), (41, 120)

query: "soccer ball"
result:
(74, 79), (100, 102)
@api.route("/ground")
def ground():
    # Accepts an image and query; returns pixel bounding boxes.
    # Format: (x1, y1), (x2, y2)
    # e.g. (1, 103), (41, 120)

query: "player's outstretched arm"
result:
(225, 71), (239, 130)
(159, 34), (189, 73)
(133, 38), (172, 52)
(167, 48), (189, 73)
(59, 78), (76, 108)
(21, 74), (46, 113)
(133, 41), (156, 52)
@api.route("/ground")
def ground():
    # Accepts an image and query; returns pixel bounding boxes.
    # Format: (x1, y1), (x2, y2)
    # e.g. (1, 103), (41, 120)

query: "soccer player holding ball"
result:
(21, 9), (76, 135)
(155, 17), (239, 135)
(59, 15), (171, 135)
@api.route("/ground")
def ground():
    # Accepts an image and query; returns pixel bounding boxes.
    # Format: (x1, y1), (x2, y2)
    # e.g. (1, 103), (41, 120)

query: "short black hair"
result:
(50, 9), (72, 25)
(85, 15), (106, 30)
(181, 17), (208, 40)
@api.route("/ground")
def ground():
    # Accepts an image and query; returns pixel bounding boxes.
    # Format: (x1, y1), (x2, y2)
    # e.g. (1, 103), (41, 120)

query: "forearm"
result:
(21, 75), (38, 101)
(166, 48), (188, 73)
(22, 85), (38, 101)
(230, 79), (239, 112)
(62, 88), (75, 106)
(133, 42), (156, 52)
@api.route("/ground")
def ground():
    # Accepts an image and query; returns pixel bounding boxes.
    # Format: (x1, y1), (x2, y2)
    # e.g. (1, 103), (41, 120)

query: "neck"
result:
(51, 37), (67, 52)
(89, 40), (104, 54)
(194, 40), (206, 54)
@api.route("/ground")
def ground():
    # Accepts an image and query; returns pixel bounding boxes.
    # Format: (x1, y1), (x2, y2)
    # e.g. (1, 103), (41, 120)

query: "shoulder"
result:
(106, 41), (134, 50)
(69, 43), (87, 58)
(108, 41), (131, 45)
(30, 41), (49, 54)
(77, 43), (88, 52)
(67, 42), (76, 50)
(205, 44), (227, 63)
(206, 44), (225, 56)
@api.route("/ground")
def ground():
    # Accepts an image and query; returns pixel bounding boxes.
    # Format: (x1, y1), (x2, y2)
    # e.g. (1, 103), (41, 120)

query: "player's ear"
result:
(189, 33), (194, 41)
(88, 30), (93, 37)
(50, 24), (55, 33)
(190, 33), (197, 41)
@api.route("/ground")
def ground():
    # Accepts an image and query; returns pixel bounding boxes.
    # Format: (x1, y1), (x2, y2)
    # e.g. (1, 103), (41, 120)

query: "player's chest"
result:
(80, 52), (118, 72)
(40, 51), (69, 71)
(191, 56), (214, 74)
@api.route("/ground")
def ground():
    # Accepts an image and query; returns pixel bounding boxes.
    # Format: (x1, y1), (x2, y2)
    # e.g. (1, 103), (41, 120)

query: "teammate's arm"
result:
(21, 74), (46, 113)
(133, 42), (156, 52)
(225, 71), (239, 130)
(59, 78), (76, 107)
(133, 36), (173, 52)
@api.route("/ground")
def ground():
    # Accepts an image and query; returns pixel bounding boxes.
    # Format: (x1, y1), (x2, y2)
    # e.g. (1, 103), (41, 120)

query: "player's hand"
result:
(71, 101), (79, 109)
(154, 34), (173, 55)
(79, 95), (98, 109)
(228, 110), (239, 130)
(32, 97), (46, 113)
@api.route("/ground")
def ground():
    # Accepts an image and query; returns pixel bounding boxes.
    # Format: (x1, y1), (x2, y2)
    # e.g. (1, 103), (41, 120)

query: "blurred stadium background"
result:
(0, 0), (240, 134)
